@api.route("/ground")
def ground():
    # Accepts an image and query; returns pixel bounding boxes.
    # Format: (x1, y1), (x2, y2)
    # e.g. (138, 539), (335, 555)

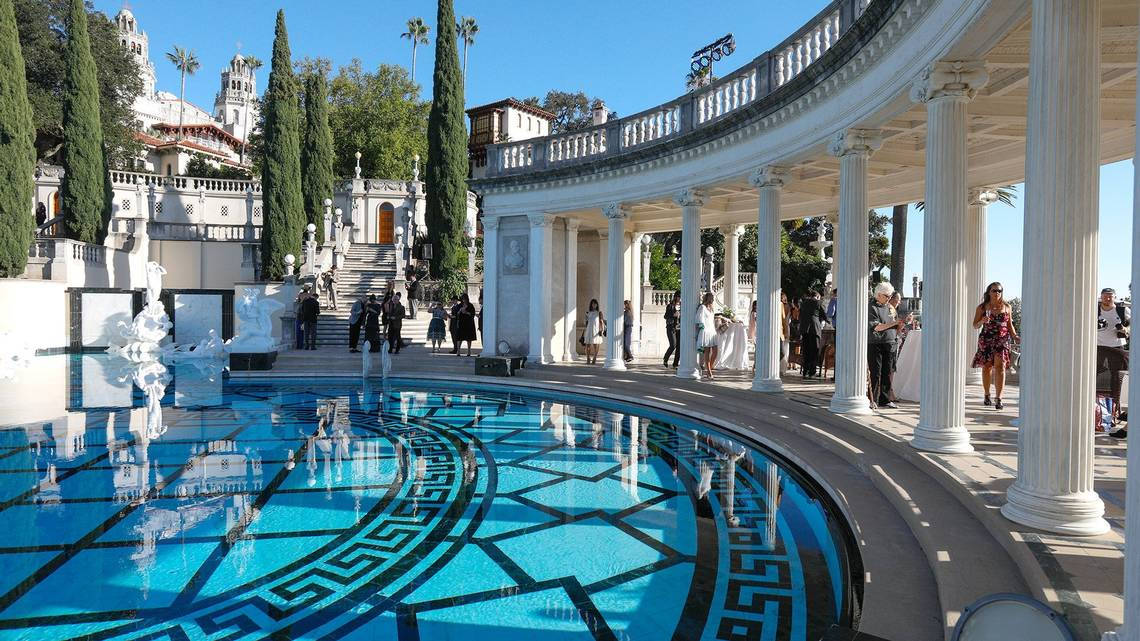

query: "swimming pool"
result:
(0, 355), (860, 640)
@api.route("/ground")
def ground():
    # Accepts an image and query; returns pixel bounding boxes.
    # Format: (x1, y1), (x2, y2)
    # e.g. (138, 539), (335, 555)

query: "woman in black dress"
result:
(364, 295), (384, 352)
(454, 293), (478, 356)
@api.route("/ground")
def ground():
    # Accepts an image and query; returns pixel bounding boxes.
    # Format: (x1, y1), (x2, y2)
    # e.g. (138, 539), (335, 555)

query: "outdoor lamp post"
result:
(703, 245), (715, 291)
(322, 198), (333, 241)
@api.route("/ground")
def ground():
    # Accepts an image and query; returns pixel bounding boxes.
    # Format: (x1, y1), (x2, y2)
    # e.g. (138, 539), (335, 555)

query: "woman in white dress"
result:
(695, 292), (719, 380)
(584, 299), (606, 365)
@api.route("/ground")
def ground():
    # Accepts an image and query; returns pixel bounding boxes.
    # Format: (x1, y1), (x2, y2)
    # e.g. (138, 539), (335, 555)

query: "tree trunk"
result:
(178, 69), (186, 141)
(890, 203), (907, 293)
(463, 42), (468, 83)
(411, 43), (417, 81)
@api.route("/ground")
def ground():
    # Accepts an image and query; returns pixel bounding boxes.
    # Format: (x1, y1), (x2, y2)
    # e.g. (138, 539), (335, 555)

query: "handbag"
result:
(601, 320), (607, 337)
(578, 332), (586, 346)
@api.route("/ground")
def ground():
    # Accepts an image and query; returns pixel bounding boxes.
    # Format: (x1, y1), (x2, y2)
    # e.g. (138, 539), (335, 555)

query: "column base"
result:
(910, 424), (974, 454)
(603, 358), (627, 371)
(676, 366), (701, 380)
(830, 394), (873, 415)
(751, 377), (784, 393)
(1001, 482), (1109, 536)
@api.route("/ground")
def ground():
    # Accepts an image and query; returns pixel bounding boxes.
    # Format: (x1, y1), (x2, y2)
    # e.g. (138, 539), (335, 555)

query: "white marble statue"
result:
(226, 288), (285, 353)
(129, 359), (170, 440)
(169, 329), (227, 361)
(145, 261), (167, 309)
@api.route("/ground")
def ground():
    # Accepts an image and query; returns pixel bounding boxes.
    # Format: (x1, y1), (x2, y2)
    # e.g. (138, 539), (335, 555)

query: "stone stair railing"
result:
(484, 0), (876, 178)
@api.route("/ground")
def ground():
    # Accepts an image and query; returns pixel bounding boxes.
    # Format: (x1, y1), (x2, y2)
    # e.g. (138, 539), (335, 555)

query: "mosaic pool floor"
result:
(0, 356), (857, 640)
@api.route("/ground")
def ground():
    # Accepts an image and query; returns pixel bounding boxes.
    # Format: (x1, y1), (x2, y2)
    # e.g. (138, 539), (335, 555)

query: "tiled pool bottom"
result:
(0, 359), (858, 640)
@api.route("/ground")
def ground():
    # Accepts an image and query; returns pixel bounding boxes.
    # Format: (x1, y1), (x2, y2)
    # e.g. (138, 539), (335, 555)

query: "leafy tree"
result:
(868, 209), (890, 275)
(15, 0), (141, 166)
(781, 229), (830, 299)
(183, 154), (249, 179)
(327, 60), (428, 179)
(456, 16), (477, 82)
(59, 0), (110, 244)
(521, 90), (616, 134)
(259, 10), (304, 280)
(301, 68), (334, 244)
(647, 242), (680, 291)
(164, 45), (198, 141)
(424, 0), (467, 278)
(401, 17), (429, 82)
(0, 0), (35, 276)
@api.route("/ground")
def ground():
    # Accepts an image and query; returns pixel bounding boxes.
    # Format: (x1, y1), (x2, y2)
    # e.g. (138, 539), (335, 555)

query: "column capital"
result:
(828, 129), (883, 158)
(673, 188), (706, 208)
(482, 216), (501, 230)
(910, 60), (989, 103)
(631, 231), (646, 244)
(602, 203), (631, 220)
(565, 218), (582, 231)
(718, 224), (745, 237)
(748, 166), (788, 190)
(528, 213), (556, 228)
(968, 187), (1000, 206)
(597, 229), (609, 240)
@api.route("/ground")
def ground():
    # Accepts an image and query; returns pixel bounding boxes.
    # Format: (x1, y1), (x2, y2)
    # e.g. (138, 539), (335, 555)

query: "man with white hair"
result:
(869, 281), (910, 409)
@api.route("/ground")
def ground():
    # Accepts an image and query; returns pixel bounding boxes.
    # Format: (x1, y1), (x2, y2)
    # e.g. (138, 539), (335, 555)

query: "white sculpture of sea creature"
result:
(168, 329), (226, 361)
(226, 288), (285, 353)
(0, 332), (34, 381)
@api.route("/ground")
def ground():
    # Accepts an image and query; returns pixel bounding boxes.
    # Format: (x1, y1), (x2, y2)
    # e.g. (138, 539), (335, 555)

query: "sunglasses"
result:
(989, 288), (1002, 293)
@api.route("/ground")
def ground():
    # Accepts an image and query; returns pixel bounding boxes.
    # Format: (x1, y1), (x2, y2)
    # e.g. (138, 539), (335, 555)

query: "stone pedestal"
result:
(674, 189), (705, 379)
(828, 129), (881, 415)
(1001, 0), (1108, 536)
(909, 60), (987, 454)
(749, 167), (786, 393)
(480, 217), (500, 357)
(528, 214), (555, 364)
(603, 204), (629, 370)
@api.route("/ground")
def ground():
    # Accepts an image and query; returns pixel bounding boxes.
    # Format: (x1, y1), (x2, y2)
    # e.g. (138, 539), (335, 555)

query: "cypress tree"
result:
(259, 10), (304, 280)
(425, 0), (467, 278)
(301, 70), (333, 246)
(60, 0), (110, 245)
(0, 0), (35, 277)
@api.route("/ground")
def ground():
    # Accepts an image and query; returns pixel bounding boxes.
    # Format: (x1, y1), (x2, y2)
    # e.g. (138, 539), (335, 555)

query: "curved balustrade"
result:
(480, 0), (876, 179)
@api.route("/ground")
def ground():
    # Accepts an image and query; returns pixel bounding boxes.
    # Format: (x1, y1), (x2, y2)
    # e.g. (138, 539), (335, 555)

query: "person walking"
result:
(869, 282), (908, 409)
(348, 294), (367, 353)
(406, 275), (421, 320)
(971, 281), (1018, 410)
(427, 302), (448, 353)
(454, 293), (478, 357)
(622, 300), (635, 363)
(662, 291), (681, 368)
(387, 293), (406, 354)
(300, 288), (321, 351)
(322, 267), (339, 310)
(1096, 287), (1130, 437)
(364, 294), (384, 352)
(799, 291), (827, 378)
(584, 299), (605, 365)
(696, 292), (719, 380)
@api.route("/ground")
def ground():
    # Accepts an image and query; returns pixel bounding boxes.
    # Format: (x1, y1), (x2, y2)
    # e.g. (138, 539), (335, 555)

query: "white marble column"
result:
(528, 213), (555, 364)
(597, 228), (609, 359)
(828, 213), (839, 290)
(1001, 0), (1108, 536)
(965, 188), (998, 386)
(749, 166), (786, 393)
(828, 129), (881, 415)
(480, 216), (500, 356)
(631, 232), (645, 350)
(720, 225), (743, 313)
(910, 60), (988, 454)
(603, 203), (630, 370)
(674, 189), (705, 379)
(563, 219), (581, 362)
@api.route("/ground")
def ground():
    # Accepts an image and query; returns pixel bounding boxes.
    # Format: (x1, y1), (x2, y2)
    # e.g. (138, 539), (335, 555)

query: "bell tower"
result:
(115, 7), (156, 97)
(213, 54), (258, 141)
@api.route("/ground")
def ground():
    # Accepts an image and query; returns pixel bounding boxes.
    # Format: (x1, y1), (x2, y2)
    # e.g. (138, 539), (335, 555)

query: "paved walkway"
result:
(252, 335), (1128, 640)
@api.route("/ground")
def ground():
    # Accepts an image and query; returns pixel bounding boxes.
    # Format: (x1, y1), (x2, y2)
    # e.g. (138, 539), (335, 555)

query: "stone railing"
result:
(481, 0), (875, 179)
(110, 170), (260, 193)
(149, 222), (261, 242)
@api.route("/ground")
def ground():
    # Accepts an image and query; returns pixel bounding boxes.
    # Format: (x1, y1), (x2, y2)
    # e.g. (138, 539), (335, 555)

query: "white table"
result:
(715, 321), (750, 370)
(893, 329), (921, 402)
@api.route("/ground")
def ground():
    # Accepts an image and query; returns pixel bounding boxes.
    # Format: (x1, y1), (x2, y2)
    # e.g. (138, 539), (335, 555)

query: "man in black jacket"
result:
(387, 293), (406, 354)
(663, 291), (681, 368)
(799, 291), (828, 378)
(301, 291), (321, 350)
(406, 276), (420, 319)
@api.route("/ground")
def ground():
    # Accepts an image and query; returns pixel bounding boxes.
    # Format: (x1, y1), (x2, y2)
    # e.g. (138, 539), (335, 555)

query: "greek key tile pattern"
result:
(0, 365), (857, 640)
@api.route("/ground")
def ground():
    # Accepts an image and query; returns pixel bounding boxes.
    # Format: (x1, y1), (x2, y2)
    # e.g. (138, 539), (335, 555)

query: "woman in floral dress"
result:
(971, 282), (1019, 410)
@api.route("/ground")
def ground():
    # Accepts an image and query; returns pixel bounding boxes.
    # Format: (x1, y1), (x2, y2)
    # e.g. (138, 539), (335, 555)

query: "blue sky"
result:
(96, 0), (1133, 299)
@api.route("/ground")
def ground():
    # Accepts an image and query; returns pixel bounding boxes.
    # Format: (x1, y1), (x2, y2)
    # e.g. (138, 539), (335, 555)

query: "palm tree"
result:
(239, 55), (263, 165)
(165, 46), (200, 141)
(456, 16), (478, 83)
(401, 17), (430, 82)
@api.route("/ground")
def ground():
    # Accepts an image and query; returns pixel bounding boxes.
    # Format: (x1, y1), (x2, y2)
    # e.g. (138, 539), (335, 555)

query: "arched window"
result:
(233, 109), (240, 124)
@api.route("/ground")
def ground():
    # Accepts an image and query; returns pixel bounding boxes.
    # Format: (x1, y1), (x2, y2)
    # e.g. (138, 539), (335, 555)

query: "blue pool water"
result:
(0, 355), (859, 640)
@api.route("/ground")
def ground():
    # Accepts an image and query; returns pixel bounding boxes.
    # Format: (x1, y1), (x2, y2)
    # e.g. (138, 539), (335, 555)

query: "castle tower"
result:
(115, 8), (156, 97)
(213, 54), (259, 142)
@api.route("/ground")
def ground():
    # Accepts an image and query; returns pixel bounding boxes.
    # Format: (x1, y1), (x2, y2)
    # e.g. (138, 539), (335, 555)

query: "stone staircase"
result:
(312, 244), (399, 347)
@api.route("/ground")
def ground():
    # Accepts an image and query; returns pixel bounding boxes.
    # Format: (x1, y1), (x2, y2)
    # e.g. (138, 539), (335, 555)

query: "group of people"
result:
(347, 283), (407, 354)
(581, 299), (638, 365)
(426, 294), (479, 356)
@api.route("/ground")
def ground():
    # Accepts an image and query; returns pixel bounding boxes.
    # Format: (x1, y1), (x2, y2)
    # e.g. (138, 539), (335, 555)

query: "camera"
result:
(1098, 317), (1108, 329)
